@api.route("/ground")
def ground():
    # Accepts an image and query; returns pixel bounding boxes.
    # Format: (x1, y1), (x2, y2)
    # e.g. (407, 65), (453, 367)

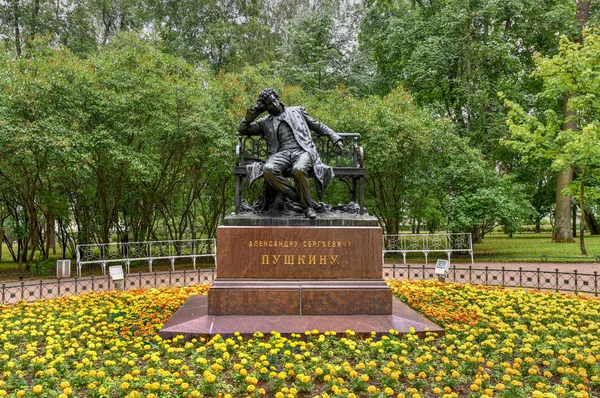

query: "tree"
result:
(0, 41), (92, 269)
(275, 5), (349, 93)
(503, 28), (600, 254)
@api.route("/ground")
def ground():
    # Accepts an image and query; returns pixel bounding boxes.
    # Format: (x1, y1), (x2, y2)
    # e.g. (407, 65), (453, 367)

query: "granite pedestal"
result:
(159, 215), (443, 338)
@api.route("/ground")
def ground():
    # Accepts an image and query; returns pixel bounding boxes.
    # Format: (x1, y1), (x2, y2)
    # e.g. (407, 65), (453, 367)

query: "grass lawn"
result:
(387, 232), (600, 264)
(474, 232), (600, 261)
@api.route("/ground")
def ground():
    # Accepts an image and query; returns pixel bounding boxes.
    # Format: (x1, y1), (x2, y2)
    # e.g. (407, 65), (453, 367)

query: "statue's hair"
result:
(259, 88), (279, 101)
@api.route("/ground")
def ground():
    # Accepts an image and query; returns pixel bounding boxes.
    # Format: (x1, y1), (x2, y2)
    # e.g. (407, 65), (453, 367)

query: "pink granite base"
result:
(159, 295), (444, 339)
(208, 279), (392, 315)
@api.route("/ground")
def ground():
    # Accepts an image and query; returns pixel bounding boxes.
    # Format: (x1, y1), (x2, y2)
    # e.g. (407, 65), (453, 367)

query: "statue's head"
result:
(259, 88), (284, 116)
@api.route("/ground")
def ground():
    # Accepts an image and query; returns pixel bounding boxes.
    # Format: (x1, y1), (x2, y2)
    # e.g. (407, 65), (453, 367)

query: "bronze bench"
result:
(234, 133), (365, 214)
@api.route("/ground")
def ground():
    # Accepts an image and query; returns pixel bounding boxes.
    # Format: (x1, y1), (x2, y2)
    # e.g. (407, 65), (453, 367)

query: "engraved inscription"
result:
(261, 254), (341, 265)
(249, 240), (351, 248)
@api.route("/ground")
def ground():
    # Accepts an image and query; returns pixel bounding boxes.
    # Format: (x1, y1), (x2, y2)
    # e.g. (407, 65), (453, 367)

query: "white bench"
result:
(383, 233), (473, 264)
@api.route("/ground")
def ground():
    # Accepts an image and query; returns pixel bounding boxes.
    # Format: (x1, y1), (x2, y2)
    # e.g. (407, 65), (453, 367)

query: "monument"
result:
(160, 89), (443, 338)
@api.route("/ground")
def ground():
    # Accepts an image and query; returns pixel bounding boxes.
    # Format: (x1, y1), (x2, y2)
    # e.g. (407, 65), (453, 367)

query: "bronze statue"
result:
(238, 88), (343, 218)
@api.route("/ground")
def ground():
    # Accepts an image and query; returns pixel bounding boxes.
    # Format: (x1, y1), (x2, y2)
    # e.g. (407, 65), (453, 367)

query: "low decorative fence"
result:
(383, 233), (473, 264)
(4, 264), (597, 305)
(0, 269), (216, 305)
(383, 264), (600, 296)
(479, 254), (600, 263)
(76, 239), (216, 276)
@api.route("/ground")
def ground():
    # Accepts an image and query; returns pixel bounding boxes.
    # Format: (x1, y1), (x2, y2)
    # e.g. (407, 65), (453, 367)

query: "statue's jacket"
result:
(239, 106), (341, 199)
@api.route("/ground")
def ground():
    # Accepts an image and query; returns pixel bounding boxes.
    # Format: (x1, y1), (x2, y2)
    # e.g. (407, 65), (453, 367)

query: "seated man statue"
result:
(238, 88), (343, 219)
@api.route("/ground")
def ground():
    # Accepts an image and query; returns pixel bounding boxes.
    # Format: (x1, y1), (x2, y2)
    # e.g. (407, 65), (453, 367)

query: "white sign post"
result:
(109, 265), (124, 290)
(435, 259), (450, 282)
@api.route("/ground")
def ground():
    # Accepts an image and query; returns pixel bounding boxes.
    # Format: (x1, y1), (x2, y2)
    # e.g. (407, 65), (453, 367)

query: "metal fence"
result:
(478, 254), (600, 263)
(0, 268), (216, 305)
(76, 239), (216, 276)
(383, 233), (473, 264)
(383, 264), (600, 296)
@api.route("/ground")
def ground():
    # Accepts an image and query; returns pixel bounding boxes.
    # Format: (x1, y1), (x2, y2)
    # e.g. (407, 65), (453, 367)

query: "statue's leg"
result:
(291, 151), (314, 209)
(263, 151), (298, 202)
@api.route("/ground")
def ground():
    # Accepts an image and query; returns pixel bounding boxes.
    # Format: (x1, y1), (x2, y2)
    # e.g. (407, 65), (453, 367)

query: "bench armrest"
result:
(358, 146), (364, 168)
(236, 135), (243, 167)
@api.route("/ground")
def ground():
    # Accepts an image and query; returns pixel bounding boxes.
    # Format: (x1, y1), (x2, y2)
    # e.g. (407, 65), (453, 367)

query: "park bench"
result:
(234, 133), (365, 214)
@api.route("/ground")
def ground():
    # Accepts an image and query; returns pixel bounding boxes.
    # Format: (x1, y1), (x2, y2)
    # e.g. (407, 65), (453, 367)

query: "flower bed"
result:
(0, 281), (598, 397)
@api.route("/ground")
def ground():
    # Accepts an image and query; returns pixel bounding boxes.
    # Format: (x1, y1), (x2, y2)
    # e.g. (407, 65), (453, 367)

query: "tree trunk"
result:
(574, 1), (591, 42)
(51, 223), (56, 255)
(12, 0), (22, 55)
(44, 212), (53, 260)
(579, 170), (587, 255)
(573, 205), (577, 237)
(2, 231), (17, 262)
(554, 166), (574, 242)
(585, 210), (600, 235)
(535, 217), (541, 233)
(554, 0), (591, 242)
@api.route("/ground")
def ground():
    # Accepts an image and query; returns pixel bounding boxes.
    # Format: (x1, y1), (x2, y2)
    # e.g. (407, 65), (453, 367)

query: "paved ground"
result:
(412, 261), (600, 274)
(0, 261), (598, 304)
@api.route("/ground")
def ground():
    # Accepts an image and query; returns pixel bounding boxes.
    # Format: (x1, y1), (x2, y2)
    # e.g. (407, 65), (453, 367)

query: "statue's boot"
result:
(304, 208), (317, 219)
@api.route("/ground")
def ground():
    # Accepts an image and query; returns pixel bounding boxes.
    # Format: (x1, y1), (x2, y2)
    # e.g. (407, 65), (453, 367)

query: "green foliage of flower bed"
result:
(0, 282), (598, 397)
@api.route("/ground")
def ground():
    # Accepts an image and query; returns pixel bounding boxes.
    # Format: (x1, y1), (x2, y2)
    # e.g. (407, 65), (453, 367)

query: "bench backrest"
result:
(237, 133), (363, 168)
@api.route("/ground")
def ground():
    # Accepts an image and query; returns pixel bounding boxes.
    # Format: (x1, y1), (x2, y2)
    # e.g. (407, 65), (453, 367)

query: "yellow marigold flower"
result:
(361, 374), (369, 382)
(384, 387), (394, 396)
(32, 385), (43, 394)
(247, 385), (256, 392)
(495, 383), (505, 391)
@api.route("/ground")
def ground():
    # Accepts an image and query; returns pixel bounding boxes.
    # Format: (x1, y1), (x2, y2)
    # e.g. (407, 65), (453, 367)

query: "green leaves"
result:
(505, 28), (600, 175)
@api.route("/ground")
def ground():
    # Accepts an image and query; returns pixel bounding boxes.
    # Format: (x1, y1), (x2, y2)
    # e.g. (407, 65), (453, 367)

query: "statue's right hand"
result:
(251, 99), (267, 115)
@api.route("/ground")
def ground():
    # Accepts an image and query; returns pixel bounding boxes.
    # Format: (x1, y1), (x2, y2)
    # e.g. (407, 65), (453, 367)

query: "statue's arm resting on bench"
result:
(300, 107), (343, 150)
